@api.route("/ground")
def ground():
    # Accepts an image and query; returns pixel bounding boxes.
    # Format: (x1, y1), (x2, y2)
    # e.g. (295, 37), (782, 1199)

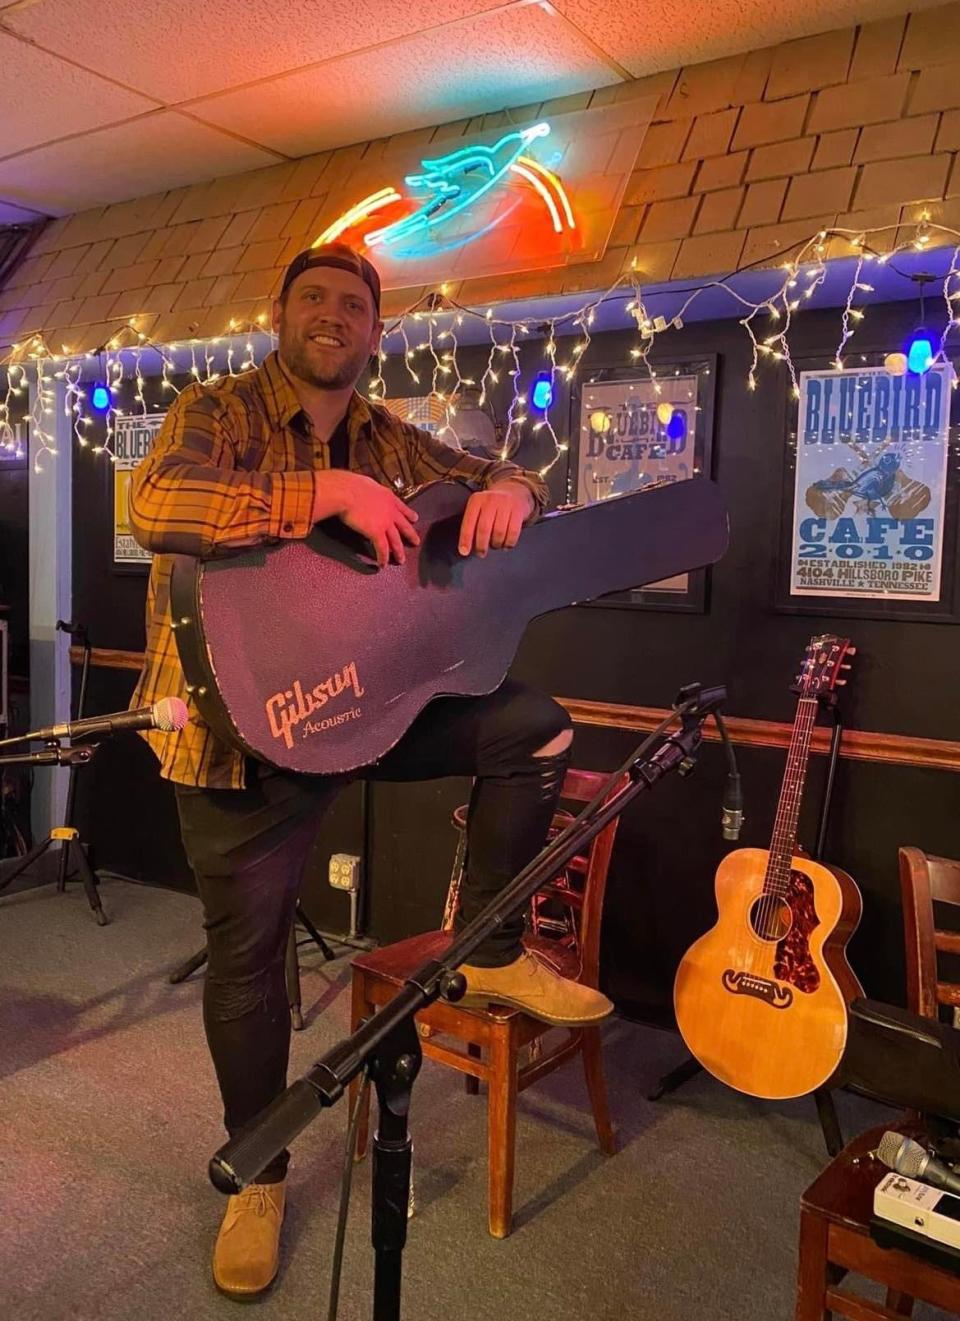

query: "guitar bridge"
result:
(722, 969), (793, 1008)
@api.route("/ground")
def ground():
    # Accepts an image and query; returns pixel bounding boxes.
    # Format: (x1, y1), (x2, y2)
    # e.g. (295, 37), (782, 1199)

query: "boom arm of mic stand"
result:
(0, 744), (96, 767)
(209, 683), (728, 1193)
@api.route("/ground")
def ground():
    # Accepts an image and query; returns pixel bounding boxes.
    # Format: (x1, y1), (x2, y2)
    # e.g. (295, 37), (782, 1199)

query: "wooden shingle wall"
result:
(3, 5), (960, 353)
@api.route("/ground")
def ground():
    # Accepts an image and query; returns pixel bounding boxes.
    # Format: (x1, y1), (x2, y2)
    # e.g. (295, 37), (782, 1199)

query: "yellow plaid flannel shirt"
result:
(129, 350), (549, 788)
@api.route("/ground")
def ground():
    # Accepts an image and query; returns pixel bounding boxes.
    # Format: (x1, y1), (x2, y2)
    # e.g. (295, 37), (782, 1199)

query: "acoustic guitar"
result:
(170, 476), (728, 775)
(673, 635), (864, 1100)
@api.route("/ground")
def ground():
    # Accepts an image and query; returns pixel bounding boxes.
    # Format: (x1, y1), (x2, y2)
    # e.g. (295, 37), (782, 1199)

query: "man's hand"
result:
(458, 479), (536, 558)
(313, 470), (420, 567)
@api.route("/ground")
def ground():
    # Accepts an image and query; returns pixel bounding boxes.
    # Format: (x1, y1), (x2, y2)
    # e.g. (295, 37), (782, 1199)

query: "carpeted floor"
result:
(0, 877), (953, 1321)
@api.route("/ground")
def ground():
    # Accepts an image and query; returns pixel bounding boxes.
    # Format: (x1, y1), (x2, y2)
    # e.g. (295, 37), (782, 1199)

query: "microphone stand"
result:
(57, 622), (91, 899)
(207, 682), (728, 1321)
(0, 738), (107, 923)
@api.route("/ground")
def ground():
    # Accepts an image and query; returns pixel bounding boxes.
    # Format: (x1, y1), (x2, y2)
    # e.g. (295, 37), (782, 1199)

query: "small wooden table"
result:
(797, 1120), (960, 1319)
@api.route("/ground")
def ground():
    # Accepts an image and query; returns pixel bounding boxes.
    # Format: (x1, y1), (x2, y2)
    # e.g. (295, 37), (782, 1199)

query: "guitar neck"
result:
(763, 696), (819, 896)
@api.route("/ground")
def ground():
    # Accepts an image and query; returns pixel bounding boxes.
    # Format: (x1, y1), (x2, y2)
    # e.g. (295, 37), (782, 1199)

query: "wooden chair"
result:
(796, 1119), (960, 1320)
(793, 849), (960, 1318)
(349, 767), (628, 1238)
(898, 847), (960, 1021)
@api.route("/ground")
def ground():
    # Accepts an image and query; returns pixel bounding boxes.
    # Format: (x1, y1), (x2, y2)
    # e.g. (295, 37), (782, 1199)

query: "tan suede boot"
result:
(458, 951), (613, 1026)
(212, 1180), (286, 1299)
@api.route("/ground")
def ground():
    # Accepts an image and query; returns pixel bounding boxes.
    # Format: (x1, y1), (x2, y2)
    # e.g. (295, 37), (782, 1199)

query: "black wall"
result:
(67, 301), (960, 1019)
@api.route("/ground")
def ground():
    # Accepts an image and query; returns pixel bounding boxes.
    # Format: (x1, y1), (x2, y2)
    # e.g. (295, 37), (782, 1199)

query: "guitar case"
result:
(170, 477), (729, 774)
(842, 998), (960, 1128)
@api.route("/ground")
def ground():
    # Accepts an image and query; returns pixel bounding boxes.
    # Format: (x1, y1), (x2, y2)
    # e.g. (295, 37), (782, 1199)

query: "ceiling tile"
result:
(0, 113), (280, 215)
(192, 4), (618, 157)
(551, 0), (947, 79)
(4, 0), (512, 103)
(0, 31), (156, 157)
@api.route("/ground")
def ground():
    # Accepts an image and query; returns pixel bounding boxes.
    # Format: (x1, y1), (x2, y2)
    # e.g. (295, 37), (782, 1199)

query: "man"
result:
(129, 243), (612, 1300)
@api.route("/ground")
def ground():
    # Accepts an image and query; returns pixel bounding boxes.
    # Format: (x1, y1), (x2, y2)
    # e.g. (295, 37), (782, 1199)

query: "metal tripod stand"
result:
(168, 781), (382, 1025)
(0, 739), (106, 922)
(0, 622), (107, 924)
(168, 903), (337, 1029)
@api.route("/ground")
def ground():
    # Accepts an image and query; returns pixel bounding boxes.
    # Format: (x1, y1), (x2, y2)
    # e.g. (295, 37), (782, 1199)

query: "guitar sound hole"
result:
(748, 896), (792, 943)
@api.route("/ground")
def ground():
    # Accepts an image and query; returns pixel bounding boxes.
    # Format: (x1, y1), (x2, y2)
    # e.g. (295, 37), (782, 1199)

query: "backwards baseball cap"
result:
(280, 242), (381, 315)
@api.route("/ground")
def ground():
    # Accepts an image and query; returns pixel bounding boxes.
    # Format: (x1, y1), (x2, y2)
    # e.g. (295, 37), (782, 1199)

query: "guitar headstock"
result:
(792, 634), (856, 699)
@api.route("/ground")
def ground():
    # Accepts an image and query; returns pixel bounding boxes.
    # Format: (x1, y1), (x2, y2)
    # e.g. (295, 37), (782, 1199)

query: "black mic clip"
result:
(673, 682), (729, 726)
(56, 619), (89, 645)
(644, 684), (744, 841)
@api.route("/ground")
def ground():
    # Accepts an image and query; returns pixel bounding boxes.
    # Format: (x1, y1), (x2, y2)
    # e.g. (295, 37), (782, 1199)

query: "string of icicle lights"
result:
(1, 218), (958, 476)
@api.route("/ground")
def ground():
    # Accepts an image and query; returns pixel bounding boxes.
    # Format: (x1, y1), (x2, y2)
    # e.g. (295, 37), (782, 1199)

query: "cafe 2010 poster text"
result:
(791, 364), (952, 601)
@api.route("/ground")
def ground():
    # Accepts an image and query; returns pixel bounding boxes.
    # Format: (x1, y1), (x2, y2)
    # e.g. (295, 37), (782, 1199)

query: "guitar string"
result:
(757, 698), (799, 960)
(754, 695), (815, 976)
(765, 697), (816, 976)
(760, 696), (818, 980)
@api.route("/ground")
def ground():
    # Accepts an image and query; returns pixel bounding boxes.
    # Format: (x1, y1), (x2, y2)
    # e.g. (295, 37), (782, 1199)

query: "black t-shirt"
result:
(328, 414), (350, 470)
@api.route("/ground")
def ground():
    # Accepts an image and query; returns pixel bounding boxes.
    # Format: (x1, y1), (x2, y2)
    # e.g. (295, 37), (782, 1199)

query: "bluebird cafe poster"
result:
(577, 375), (699, 593)
(790, 364), (953, 602)
(114, 413), (165, 565)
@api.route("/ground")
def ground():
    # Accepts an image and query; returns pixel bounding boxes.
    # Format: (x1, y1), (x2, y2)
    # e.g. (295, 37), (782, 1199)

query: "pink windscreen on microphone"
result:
(153, 697), (189, 732)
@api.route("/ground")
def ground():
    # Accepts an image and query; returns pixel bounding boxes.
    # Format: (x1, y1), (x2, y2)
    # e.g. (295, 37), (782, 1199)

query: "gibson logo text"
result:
(265, 661), (365, 749)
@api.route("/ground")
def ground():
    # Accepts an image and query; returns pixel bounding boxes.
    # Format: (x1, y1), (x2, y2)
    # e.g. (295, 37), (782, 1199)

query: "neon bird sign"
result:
(313, 121), (577, 263)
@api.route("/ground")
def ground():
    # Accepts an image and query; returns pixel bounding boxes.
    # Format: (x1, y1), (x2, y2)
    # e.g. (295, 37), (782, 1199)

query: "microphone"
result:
(0, 697), (189, 748)
(711, 709), (743, 842)
(721, 771), (743, 841)
(877, 1130), (960, 1196)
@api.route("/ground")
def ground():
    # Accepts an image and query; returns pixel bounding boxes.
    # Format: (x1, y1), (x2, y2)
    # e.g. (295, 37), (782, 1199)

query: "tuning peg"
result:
(840, 663), (852, 670)
(835, 679), (847, 686)
(847, 647), (857, 655)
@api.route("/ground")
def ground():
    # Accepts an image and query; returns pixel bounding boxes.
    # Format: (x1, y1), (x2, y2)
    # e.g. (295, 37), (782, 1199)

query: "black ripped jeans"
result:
(174, 679), (571, 1183)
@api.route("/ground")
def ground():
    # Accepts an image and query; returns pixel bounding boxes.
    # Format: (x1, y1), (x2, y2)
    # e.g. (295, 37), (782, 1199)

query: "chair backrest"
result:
(559, 767), (630, 988)
(898, 847), (960, 1020)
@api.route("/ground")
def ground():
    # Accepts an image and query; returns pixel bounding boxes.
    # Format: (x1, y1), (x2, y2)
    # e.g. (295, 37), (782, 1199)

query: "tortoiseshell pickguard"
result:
(773, 869), (821, 993)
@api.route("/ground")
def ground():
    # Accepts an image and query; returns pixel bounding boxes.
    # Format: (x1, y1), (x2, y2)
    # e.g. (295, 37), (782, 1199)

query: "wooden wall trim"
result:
(558, 698), (960, 774)
(72, 645), (144, 671)
(72, 648), (960, 773)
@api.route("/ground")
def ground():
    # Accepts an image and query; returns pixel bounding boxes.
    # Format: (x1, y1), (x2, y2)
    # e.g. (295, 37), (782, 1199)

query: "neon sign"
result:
(313, 121), (576, 261)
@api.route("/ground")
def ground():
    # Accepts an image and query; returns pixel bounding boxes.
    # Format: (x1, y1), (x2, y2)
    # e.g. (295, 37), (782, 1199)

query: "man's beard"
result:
(279, 330), (369, 391)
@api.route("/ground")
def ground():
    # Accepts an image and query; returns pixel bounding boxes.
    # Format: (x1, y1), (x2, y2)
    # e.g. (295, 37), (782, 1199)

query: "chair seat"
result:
(796, 1117), (960, 1319)
(352, 929), (583, 1021)
(452, 804), (575, 834)
(352, 928), (453, 983)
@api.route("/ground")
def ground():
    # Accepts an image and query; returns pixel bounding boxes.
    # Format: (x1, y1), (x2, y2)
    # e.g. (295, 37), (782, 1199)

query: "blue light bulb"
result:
(666, 409), (687, 442)
(531, 371), (554, 411)
(90, 383), (111, 412)
(906, 330), (934, 375)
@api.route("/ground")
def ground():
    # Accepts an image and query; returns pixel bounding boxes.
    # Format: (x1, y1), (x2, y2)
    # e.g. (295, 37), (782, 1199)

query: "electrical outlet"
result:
(329, 853), (360, 892)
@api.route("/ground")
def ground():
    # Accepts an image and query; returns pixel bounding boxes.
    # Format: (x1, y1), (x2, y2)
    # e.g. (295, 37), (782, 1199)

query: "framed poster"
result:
(777, 355), (960, 622)
(113, 413), (165, 571)
(379, 394), (446, 433)
(570, 357), (716, 611)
